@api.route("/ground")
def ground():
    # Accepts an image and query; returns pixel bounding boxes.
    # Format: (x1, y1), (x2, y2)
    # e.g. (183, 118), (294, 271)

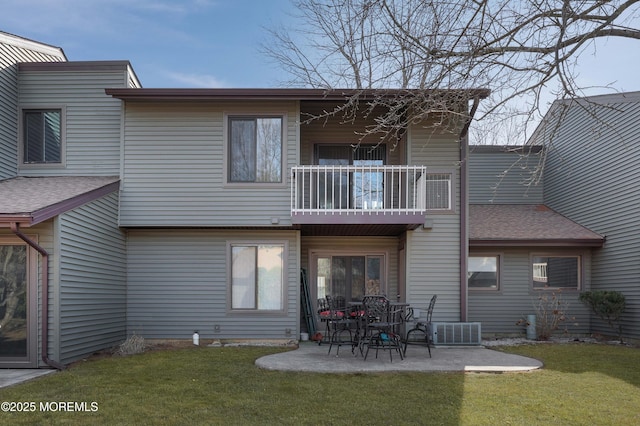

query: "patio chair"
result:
(403, 294), (437, 357)
(361, 295), (404, 362)
(323, 295), (357, 355)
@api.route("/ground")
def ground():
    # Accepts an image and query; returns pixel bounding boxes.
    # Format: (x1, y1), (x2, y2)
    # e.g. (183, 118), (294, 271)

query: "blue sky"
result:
(2, 0), (292, 88)
(2, 0), (639, 97)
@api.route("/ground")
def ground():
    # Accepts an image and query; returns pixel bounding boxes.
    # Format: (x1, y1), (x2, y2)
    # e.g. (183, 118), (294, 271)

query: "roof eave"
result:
(105, 87), (491, 102)
(470, 238), (605, 248)
(0, 180), (120, 227)
(0, 215), (33, 227)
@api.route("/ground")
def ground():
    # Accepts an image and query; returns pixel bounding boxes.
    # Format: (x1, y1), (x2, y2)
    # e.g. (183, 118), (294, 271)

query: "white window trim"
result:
(223, 112), (287, 188)
(425, 169), (456, 213)
(18, 105), (67, 169)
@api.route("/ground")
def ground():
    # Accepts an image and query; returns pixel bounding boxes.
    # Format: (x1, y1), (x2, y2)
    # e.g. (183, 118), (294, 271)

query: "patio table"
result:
(351, 298), (410, 361)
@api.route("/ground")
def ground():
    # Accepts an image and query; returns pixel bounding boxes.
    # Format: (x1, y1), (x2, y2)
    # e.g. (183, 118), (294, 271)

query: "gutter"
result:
(10, 222), (66, 370)
(459, 131), (468, 322)
(459, 96), (483, 322)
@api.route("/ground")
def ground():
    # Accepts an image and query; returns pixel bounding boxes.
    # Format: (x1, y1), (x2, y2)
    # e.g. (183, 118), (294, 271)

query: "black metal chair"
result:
(403, 294), (437, 357)
(361, 295), (404, 361)
(323, 295), (357, 355)
(316, 297), (331, 344)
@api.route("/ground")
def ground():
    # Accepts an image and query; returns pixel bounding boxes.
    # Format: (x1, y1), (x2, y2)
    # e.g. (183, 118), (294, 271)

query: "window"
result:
(426, 172), (452, 210)
(532, 256), (580, 290)
(229, 116), (282, 183)
(22, 109), (62, 164)
(230, 243), (284, 310)
(468, 256), (499, 290)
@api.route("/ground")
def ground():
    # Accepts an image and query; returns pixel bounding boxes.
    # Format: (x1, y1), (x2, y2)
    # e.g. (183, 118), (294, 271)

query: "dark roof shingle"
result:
(469, 204), (604, 247)
(0, 176), (120, 225)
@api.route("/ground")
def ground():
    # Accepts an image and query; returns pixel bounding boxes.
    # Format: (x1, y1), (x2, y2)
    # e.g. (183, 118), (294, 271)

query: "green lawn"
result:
(1, 343), (639, 425)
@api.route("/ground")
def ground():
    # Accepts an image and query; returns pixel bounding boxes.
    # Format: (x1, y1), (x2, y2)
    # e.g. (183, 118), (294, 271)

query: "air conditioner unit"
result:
(431, 322), (482, 345)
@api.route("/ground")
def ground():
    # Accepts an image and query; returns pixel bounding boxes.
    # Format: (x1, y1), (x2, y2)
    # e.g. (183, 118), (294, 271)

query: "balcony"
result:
(291, 165), (427, 230)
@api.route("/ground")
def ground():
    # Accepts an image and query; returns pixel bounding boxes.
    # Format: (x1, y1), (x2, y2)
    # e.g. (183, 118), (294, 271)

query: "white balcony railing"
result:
(291, 165), (427, 215)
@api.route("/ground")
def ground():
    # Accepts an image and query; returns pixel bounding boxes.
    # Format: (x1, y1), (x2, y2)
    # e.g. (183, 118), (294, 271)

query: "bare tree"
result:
(263, 0), (640, 153)
(0, 245), (27, 330)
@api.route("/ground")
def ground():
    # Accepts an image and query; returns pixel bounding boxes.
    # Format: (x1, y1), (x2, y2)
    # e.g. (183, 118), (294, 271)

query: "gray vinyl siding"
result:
(300, 236), (399, 300)
(468, 148), (544, 204)
(126, 229), (299, 340)
(0, 36), (65, 179)
(17, 68), (127, 176)
(299, 102), (405, 165)
(57, 192), (126, 363)
(542, 94), (640, 340)
(468, 248), (592, 337)
(406, 125), (461, 321)
(119, 101), (298, 227)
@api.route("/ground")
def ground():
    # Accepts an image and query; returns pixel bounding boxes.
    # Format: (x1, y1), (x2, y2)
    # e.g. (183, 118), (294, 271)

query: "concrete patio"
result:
(0, 369), (56, 389)
(0, 340), (543, 389)
(256, 341), (543, 373)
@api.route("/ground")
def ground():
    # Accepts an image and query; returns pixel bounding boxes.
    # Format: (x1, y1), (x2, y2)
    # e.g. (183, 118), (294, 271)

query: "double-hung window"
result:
(230, 243), (285, 311)
(228, 116), (283, 183)
(22, 109), (62, 164)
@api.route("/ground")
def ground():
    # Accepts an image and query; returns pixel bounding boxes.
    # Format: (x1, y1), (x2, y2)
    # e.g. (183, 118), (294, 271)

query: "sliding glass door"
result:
(0, 242), (36, 367)
(316, 144), (386, 210)
(315, 254), (385, 303)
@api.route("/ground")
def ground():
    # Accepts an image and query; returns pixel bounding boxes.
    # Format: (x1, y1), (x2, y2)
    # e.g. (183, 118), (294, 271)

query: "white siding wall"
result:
(119, 101), (298, 226)
(57, 192), (126, 363)
(18, 68), (127, 176)
(0, 37), (64, 178)
(126, 229), (299, 341)
(406, 125), (462, 321)
(542, 96), (640, 340)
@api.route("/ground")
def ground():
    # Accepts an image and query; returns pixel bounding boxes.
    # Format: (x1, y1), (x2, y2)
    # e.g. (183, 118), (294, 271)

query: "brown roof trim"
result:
(0, 215), (32, 227)
(105, 87), (491, 101)
(18, 60), (134, 72)
(470, 238), (605, 248)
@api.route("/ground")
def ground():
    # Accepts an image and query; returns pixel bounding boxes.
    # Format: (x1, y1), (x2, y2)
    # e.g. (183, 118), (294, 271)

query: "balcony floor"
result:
(292, 211), (425, 235)
(298, 223), (419, 236)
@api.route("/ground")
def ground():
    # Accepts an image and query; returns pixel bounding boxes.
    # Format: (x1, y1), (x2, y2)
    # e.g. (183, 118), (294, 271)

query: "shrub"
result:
(579, 290), (626, 343)
(117, 333), (146, 356)
(533, 291), (573, 340)
(517, 292), (574, 340)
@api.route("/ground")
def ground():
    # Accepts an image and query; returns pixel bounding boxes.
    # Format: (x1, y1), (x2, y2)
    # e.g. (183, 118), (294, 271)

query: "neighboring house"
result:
(0, 31), (632, 369)
(0, 31), (67, 179)
(467, 145), (605, 336)
(0, 31), (140, 368)
(528, 92), (640, 341)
